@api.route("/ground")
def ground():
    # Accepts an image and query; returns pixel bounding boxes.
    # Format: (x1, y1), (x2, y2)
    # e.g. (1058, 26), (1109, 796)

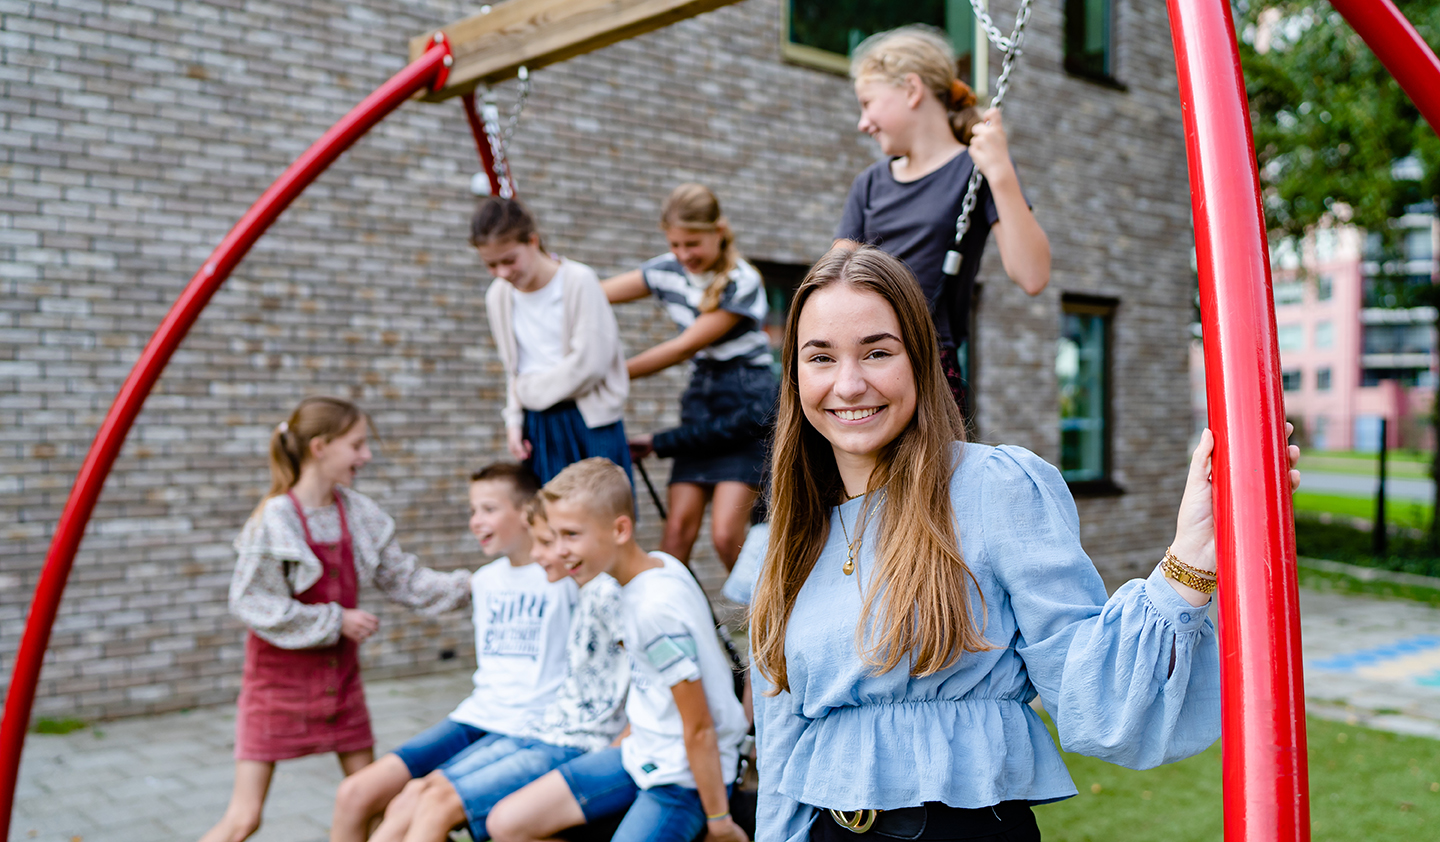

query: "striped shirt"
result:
(640, 254), (772, 366)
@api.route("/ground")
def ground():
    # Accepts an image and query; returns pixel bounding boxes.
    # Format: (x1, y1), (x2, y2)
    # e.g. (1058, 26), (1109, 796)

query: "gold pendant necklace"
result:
(837, 491), (886, 576)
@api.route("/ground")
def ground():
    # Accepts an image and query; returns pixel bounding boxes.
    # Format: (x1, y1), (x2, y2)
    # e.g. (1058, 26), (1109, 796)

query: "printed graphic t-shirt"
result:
(619, 553), (749, 790)
(449, 558), (576, 737)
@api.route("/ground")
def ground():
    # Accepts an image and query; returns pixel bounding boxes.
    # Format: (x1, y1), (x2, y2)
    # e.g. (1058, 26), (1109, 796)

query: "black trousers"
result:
(810, 801), (1040, 842)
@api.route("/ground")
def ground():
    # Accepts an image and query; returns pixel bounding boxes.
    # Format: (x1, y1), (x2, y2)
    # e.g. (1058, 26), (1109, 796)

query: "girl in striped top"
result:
(603, 183), (778, 571)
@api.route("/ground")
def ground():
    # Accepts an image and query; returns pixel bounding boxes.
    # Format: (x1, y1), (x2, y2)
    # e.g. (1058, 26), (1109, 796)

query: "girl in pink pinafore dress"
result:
(199, 397), (471, 842)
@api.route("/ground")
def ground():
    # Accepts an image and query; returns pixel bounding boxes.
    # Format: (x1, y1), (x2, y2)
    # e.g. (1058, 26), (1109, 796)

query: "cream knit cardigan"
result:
(484, 258), (630, 431)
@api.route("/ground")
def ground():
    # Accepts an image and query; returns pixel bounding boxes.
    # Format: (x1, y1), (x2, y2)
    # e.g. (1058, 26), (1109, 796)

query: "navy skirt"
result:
(671, 361), (775, 487)
(523, 402), (633, 486)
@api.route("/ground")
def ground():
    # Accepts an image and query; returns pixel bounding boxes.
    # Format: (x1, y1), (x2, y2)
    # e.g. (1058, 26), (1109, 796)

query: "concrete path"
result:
(1302, 470), (1435, 503)
(12, 584), (1440, 841)
(9, 670), (475, 842)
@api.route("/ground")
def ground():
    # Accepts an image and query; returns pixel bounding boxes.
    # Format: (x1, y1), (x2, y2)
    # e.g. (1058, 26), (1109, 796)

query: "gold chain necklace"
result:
(836, 491), (886, 576)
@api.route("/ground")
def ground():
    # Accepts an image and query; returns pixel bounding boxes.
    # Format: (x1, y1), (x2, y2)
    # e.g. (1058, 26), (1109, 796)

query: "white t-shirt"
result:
(619, 553), (749, 790)
(449, 558), (576, 737)
(512, 271), (566, 375)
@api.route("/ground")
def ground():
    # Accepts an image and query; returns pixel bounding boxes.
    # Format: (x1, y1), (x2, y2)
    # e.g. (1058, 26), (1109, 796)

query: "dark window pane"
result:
(1316, 368), (1332, 391)
(1281, 370), (1302, 391)
(1058, 309), (1109, 482)
(1064, 0), (1112, 79)
(786, 0), (973, 79)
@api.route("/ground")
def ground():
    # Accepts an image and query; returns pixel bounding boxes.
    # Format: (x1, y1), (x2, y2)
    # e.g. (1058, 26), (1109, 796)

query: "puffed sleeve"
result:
(229, 506), (343, 649)
(343, 490), (471, 614)
(981, 445), (1220, 769)
(752, 668), (818, 842)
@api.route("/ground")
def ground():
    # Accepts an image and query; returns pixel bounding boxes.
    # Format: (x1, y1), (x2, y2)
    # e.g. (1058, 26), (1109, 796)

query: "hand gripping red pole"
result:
(1328, 0), (1440, 136)
(1164, 2), (1309, 841)
(0, 37), (453, 837)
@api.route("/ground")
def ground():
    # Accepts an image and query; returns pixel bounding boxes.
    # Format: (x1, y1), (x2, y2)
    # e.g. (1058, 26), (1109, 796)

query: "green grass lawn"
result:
(1304, 451), (1432, 479)
(1297, 563), (1440, 608)
(1034, 715), (1440, 841)
(1292, 491), (1433, 530)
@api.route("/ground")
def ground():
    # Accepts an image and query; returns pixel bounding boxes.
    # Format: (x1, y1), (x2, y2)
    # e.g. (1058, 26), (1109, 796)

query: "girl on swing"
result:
(750, 246), (1301, 841)
(603, 183), (778, 571)
(836, 25), (1051, 417)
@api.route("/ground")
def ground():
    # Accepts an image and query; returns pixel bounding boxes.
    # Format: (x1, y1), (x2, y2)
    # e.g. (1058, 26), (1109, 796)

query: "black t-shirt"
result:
(835, 151), (1010, 348)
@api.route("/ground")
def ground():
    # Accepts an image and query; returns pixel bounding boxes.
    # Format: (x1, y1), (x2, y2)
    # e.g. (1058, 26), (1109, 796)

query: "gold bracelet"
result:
(1162, 548), (1217, 594)
(1164, 547), (1217, 582)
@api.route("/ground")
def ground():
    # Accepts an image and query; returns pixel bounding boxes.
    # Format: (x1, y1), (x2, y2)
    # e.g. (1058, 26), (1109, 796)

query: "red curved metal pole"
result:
(1165, 1), (1308, 841)
(1329, 0), (1440, 136)
(0, 38), (452, 837)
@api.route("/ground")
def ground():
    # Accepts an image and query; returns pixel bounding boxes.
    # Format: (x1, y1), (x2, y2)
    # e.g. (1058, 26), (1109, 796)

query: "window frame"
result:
(1058, 293), (1122, 496)
(779, 0), (987, 82)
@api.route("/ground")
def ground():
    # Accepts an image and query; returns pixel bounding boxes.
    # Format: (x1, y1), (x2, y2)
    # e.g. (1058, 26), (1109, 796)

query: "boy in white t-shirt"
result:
(365, 497), (630, 842)
(331, 464), (575, 842)
(486, 459), (750, 842)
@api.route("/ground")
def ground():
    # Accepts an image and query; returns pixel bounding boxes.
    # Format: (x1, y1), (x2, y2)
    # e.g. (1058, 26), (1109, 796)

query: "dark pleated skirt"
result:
(523, 401), (634, 487)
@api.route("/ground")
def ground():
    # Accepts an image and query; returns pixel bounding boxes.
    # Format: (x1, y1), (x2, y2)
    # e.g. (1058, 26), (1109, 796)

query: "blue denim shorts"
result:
(442, 735), (584, 841)
(391, 717), (492, 778)
(555, 746), (713, 842)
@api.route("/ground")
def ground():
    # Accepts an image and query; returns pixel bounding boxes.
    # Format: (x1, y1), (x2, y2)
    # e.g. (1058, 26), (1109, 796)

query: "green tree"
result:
(1235, 0), (1440, 544)
(1237, 0), (1440, 237)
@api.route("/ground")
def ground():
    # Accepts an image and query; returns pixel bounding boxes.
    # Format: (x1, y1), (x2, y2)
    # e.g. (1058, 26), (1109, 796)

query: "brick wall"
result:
(971, 0), (1195, 584)
(0, 0), (1194, 721)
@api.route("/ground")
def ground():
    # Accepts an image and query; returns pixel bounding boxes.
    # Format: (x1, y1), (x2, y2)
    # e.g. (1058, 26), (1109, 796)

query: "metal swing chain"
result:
(944, 0), (1033, 275)
(479, 66), (531, 198)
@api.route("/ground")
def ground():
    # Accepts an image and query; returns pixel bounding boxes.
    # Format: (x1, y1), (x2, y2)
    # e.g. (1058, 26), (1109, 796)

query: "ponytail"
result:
(851, 26), (984, 144)
(252, 396), (367, 518)
(659, 182), (742, 313)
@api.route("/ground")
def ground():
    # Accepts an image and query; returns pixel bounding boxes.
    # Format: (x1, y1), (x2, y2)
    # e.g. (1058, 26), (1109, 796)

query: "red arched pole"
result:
(1329, 0), (1440, 136)
(1164, 1), (1309, 840)
(0, 37), (453, 837)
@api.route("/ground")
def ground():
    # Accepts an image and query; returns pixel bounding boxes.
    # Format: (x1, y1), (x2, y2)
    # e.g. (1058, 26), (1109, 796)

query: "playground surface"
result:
(10, 584), (1440, 842)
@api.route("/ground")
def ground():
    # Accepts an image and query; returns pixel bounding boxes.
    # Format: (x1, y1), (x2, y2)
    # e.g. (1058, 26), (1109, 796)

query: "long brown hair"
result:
(750, 246), (989, 694)
(660, 183), (741, 312)
(851, 25), (983, 145)
(257, 396), (368, 513)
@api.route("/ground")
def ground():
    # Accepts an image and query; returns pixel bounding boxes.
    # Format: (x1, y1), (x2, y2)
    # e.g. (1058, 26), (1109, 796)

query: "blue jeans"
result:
(556, 746), (717, 842)
(391, 717), (492, 778)
(441, 735), (584, 841)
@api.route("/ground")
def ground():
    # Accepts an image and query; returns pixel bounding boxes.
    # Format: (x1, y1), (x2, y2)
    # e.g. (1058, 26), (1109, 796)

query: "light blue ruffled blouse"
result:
(753, 443), (1220, 841)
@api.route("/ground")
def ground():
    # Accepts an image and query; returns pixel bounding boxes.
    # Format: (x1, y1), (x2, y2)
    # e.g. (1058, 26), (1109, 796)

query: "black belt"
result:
(812, 801), (1037, 841)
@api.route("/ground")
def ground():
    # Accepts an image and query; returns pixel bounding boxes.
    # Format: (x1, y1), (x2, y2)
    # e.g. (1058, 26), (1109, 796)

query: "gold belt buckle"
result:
(828, 809), (879, 833)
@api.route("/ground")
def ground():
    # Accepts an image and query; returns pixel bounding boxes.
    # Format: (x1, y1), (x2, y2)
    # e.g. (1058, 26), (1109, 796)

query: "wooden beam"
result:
(409, 0), (745, 101)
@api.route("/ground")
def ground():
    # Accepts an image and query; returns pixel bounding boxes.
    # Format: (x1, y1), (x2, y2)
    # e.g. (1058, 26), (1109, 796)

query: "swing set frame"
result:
(2, 1), (1439, 839)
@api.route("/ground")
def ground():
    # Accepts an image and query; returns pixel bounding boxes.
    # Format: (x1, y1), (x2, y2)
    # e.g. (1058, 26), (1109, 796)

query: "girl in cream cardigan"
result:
(472, 197), (631, 484)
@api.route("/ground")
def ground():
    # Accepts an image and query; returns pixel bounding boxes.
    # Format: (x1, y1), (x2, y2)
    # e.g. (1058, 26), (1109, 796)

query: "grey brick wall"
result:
(1, 0), (1194, 721)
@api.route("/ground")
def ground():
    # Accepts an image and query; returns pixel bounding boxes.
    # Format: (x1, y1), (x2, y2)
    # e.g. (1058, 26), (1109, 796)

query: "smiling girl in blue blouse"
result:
(749, 246), (1299, 841)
